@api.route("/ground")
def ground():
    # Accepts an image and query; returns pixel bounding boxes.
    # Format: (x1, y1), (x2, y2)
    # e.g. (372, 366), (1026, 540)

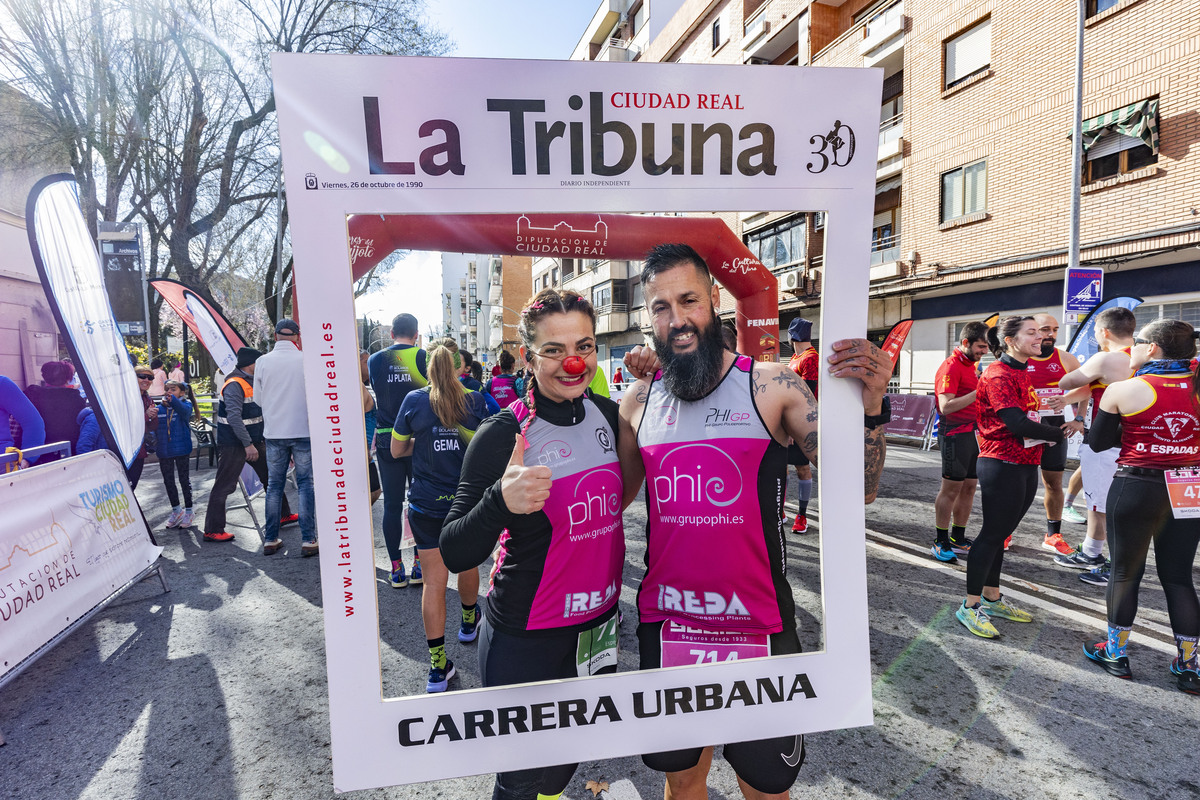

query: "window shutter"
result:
(941, 170), (964, 221)
(944, 18), (991, 86)
(1087, 132), (1145, 161)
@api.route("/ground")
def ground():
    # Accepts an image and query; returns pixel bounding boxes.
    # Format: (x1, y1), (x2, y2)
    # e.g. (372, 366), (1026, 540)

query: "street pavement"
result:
(2, 442), (1196, 800)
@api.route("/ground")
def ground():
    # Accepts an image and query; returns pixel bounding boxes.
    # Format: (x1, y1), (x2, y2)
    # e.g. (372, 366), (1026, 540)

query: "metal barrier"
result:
(0, 440), (72, 470)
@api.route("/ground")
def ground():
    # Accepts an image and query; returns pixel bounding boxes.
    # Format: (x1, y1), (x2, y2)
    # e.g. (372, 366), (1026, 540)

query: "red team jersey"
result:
(789, 347), (820, 399)
(1026, 349), (1069, 390)
(934, 349), (979, 435)
(977, 358), (1043, 465)
(1117, 374), (1200, 468)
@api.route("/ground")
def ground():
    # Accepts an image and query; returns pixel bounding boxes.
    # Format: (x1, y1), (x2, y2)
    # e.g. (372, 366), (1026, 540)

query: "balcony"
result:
(595, 304), (629, 335)
(878, 111), (903, 163)
(870, 233), (902, 279)
(597, 38), (639, 61)
(859, 1), (905, 71)
(743, 0), (808, 65)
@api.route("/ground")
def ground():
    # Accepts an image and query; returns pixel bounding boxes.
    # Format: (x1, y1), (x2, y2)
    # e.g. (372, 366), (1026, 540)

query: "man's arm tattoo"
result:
(634, 383), (649, 404)
(864, 427), (886, 500)
(751, 366), (767, 396)
(771, 368), (804, 390)
(800, 430), (818, 461)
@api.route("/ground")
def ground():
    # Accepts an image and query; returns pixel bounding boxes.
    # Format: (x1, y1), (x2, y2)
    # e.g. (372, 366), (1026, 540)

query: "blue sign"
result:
(1064, 269), (1104, 322)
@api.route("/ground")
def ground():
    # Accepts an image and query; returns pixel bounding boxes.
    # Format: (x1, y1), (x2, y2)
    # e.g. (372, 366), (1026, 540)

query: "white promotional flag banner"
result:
(273, 54), (880, 792)
(27, 176), (144, 467)
(184, 291), (239, 375)
(0, 451), (162, 681)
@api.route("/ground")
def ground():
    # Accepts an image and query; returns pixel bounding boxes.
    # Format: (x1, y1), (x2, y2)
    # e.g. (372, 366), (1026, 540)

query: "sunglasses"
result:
(1133, 337), (1152, 346)
(136, 374), (153, 380)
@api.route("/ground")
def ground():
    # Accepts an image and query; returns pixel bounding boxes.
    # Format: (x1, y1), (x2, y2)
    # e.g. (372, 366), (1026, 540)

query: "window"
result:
(1133, 300), (1200, 332)
(1086, 136), (1156, 182)
(593, 282), (612, 310)
(631, 279), (645, 309)
(632, 2), (646, 34)
(551, 266), (560, 285)
(712, 19), (721, 51)
(1087, 0), (1121, 16)
(940, 160), (986, 222)
(871, 207), (901, 265)
(744, 215), (806, 270)
(944, 17), (990, 90)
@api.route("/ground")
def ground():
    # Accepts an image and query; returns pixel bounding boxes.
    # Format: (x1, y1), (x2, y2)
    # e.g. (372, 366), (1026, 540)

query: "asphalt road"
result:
(2, 443), (1196, 800)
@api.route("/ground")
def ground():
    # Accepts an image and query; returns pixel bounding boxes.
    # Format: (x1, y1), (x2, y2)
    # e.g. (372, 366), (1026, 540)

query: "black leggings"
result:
(376, 444), (412, 562)
(158, 455), (193, 508)
(1106, 474), (1200, 635)
(968, 458), (1039, 596)
(478, 617), (615, 799)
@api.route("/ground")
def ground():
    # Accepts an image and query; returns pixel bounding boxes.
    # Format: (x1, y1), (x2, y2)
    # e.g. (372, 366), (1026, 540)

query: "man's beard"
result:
(1039, 340), (1056, 358)
(652, 312), (728, 402)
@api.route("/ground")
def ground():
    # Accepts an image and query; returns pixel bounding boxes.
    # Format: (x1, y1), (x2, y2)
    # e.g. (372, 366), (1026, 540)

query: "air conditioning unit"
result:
(780, 269), (804, 294)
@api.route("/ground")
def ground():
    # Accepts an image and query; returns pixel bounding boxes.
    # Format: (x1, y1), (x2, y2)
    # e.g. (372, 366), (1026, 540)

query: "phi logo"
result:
(652, 443), (743, 507)
(567, 467), (621, 535)
(538, 439), (573, 466)
(656, 405), (677, 426)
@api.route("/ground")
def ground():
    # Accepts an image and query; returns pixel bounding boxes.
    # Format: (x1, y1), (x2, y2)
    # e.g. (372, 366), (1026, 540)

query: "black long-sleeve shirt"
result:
(440, 389), (620, 636)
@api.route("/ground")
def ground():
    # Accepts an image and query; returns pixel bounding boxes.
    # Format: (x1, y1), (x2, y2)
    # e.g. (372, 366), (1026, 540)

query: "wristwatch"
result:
(863, 395), (892, 430)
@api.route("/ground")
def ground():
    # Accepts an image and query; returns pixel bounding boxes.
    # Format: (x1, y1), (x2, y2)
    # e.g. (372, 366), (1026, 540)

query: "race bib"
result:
(660, 620), (770, 667)
(400, 504), (416, 551)
(1024, 410), (1052, 448)
(576, 615), (619, 676)
(1036, 388), (1064, 417)
(1165, 468), (1200, 520)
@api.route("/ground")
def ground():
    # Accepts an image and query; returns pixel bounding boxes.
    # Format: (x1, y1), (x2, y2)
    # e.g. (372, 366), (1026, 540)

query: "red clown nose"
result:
(562, 356), (587, 375)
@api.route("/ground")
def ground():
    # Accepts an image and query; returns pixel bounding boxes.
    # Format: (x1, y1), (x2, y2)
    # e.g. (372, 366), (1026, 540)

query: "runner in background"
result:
(588, 363), (611, 398)
(1026, 314), (1086, 555)
(459, 350), (502, 414)
(1052, 306), (1135, 585)
(620, 244), (890, 800)
(786, 317), (818, 534)
(391, 338), (489, 693)
(1082, 319), (1200, 694)
(931, 321), (989, 563)
(957, 316), (1067, 639)
(367, 313), (427, 588)
(1063, 469), (1087, 524)
(359, 351), (381, 505)
(485, 350), (521, 409)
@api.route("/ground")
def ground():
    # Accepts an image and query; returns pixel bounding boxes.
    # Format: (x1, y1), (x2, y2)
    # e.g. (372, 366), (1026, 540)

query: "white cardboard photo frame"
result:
(272, 54), (881, 792)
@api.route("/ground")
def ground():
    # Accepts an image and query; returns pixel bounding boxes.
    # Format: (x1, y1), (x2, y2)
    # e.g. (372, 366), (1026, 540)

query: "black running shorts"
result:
(367, 459), (381, 493)
(406, 507), (444, 551)
(1039, 415), (1067, 472)
(636, 622), (805, 794)
(939, 430), (978, 481)
(786, 441), (810, 467)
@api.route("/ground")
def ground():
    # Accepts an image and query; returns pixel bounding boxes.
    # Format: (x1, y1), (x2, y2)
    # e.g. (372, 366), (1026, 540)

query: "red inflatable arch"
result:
(345, 213), (780, 360)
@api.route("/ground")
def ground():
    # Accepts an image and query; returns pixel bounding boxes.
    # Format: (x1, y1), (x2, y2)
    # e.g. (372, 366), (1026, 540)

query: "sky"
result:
(353, 1), (600, 336)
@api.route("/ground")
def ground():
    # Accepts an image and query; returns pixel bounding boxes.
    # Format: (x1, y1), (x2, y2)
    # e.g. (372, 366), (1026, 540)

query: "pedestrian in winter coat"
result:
(156, 381), (195, 528)
(75, 407), (110, 455)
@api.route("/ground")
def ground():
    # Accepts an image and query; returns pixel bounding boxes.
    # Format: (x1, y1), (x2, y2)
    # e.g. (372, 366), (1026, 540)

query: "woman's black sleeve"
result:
(1088, 409), (1122, 452)
(440, 412), (521, 572)
(996, 407), (1066, 443)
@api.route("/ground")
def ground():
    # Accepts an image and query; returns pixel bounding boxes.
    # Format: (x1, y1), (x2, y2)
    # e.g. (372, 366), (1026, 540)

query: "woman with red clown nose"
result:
(441, 288), (656, 800)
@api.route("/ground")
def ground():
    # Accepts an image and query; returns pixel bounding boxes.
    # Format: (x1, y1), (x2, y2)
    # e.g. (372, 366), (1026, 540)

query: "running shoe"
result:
(956, 602), (999, 639)
(427, 660), (456, 693)
(1083, 640), (1131, 679)
(410, 560), (423, 585)
(1062, 505), (1088, 525)
(301, 540), (319, 557)
(791, 516), (809, 534)
(1042, 532), (1073, 555)
(165, 509), (184, 528)
(930, 542), (958, 563)
(279, 513), (300, 526)
(459, 613), (479, 644)
(948, 534), (973, 556)
(179, 509), (194, 528)
(1053, 548), (1107, 571)
(1170, 658), (1200, 695)
(389, 564), (408, 588)
(262, 538), (283, 556)
(1003, 535), (1012, 551)
(203, 531), (234, 542)
(981, 594), (1033, 623)
(1079, 565), (1110, 586)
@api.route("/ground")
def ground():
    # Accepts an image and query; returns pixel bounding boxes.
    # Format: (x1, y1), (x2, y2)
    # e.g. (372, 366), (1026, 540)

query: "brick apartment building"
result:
(560, 0), (1200, 389)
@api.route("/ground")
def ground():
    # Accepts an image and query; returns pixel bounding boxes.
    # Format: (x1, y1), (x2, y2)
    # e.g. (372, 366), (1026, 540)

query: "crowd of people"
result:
(4, 241), (1198, 799)
(927, 307), (1200, 698)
